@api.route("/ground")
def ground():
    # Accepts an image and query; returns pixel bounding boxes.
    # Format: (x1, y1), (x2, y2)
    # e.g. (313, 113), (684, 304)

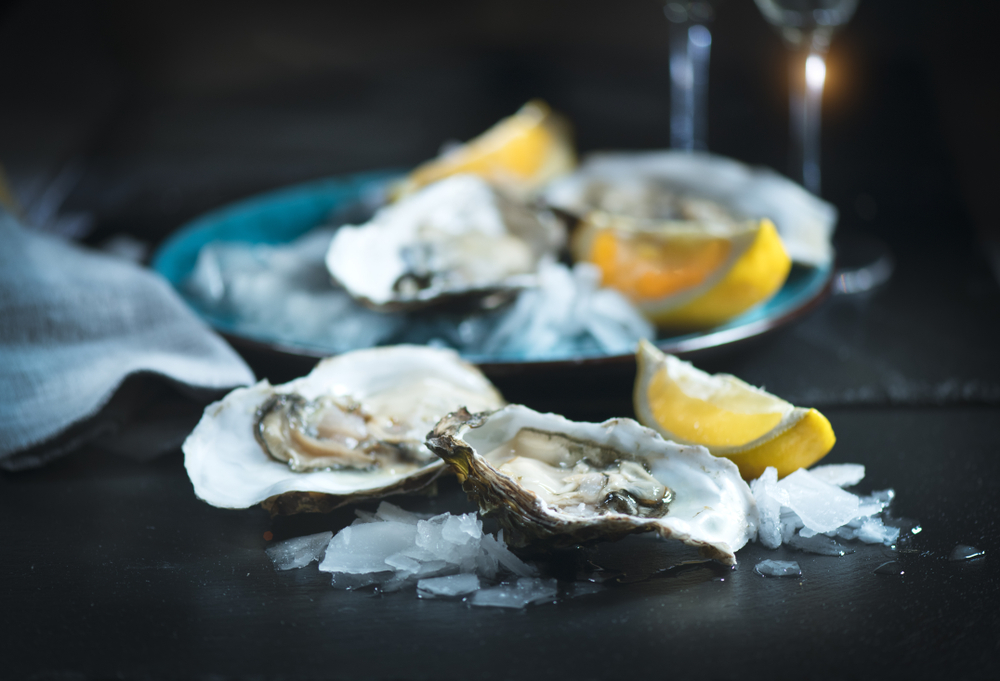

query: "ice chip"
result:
(377, 574), (417, 593)
(442, 513), (482, 545)
(375, 501), (426, 525)
(415, 516), (457, 560)
(475, 546), (500, 581)
(471, 577), (559, 609)
(856, 489), (895, 516)
(809, 463), (865, 488)
(481, 531), (538, 578)
(777, 468), (860, 533)
(319, 521), (418, 574)
(471, 584), (532, 609)
(477, 260), (651, 360)
(856, 517), (899, 545)
(835, 526), (858, 541)
(265, 531), (333, 570)
(751, 467), (784, 549)
(779, 508), (803, 544)
(353, 509), (378, 524)
(384, 552), (422, 575)
(417, 573), (481, 599)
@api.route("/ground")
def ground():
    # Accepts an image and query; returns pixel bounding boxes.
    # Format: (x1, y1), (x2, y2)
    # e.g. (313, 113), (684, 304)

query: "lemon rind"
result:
(392, 100), (574, 201)
(633, 340), (835, 479)
(649, 219), (791, 328)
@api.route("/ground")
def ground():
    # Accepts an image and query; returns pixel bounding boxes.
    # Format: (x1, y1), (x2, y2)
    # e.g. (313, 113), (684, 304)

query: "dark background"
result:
(2, 0), (997, 262)
(3, 2), (1000, 680)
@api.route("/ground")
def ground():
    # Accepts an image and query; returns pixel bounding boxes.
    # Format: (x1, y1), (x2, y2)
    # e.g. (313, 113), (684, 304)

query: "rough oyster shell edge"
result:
(426, 405), (758, 565)
(182, 345), (504, 516)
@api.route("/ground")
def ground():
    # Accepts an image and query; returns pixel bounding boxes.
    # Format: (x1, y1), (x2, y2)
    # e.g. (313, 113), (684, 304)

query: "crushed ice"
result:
(264, 531), (333, 570)
(265, 502), (599, 608)
(265, 464), (910, 602)
(750, 463), (903, 554)
(185, 228), (652, 360)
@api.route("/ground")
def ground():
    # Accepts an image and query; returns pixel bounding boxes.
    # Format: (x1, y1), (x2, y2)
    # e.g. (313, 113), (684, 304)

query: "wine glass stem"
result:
(670, 21), (712, 151)
(790, 48), (826, 195)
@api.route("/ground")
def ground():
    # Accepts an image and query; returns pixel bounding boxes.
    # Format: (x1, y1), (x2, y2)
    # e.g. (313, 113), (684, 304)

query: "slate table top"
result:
(3, 1), (999, 679)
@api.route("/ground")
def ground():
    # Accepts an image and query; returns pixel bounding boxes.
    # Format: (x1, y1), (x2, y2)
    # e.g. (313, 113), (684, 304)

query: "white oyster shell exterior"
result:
(325, 174), (564, 310)
(183, 345), (504, 513)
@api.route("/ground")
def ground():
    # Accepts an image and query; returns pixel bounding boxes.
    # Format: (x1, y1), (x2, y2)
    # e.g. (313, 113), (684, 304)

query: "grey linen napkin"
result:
(0, 208), (255, 470)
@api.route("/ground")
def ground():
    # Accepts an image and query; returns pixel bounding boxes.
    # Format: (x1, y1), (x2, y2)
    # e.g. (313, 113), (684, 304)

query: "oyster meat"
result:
(427, 405), (757, 564)
(183, 345), (505, 514)
(325, 174), (565, 311)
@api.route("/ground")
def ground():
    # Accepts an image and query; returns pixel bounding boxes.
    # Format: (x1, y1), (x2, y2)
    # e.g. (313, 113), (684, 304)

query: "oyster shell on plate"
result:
(325, 174), (565, 311)
(183, 345), (505, 515)
(426, 404), (757, 565)
(544, 150), (836, 267)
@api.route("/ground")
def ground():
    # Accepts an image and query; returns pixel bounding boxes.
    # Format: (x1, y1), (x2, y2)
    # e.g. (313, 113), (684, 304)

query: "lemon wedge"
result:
(572, 213), (791, 329)
(392, 100), (575, 200)
(633, 339), (835, 480)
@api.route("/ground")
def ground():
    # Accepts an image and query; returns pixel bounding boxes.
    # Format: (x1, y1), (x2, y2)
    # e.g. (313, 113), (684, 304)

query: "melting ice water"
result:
(755, 560), (802, 578)
(787, 533), (854, 557)
(873, 561), (905, 576)
(949, 544), (986, 562)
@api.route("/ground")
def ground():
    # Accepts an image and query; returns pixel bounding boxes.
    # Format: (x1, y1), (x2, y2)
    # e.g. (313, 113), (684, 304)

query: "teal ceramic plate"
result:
(152, 171), (833, 368)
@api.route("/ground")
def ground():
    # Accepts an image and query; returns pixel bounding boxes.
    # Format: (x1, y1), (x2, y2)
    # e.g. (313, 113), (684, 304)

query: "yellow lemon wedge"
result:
(572, 213), (792, 329)
(391, 100), (575, 200)
(633, 339), (835, 480)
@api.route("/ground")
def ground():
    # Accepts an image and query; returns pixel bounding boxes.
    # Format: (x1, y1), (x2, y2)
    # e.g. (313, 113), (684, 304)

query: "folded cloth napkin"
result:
(0, 208), (255, 471)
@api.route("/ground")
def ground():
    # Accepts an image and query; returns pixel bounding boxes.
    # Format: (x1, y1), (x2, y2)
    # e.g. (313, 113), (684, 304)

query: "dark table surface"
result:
(3, 1), (1000, 679)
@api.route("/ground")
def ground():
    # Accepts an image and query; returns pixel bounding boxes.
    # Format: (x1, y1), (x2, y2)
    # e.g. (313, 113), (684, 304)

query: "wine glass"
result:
(755, 0), (893, 293)
(753, 0), (859, 195)
(664, 2), (717, 151)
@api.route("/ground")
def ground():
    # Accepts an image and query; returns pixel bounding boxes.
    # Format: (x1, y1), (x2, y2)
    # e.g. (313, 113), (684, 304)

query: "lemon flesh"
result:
(392, 100), (575, 200)
(633, 339), (835, 480)
(574, 216), (791, 330)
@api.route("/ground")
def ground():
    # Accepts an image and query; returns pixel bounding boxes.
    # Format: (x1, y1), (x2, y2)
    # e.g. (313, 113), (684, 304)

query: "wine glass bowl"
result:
(754, 0), (859, 50)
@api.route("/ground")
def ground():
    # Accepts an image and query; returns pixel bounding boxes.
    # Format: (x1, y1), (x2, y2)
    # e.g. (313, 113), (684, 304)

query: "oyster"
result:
(183, 345), (505, 514)
(545, 150), (836, 267)
(325, 174), (565, 311)
(427, 405), (757, 564)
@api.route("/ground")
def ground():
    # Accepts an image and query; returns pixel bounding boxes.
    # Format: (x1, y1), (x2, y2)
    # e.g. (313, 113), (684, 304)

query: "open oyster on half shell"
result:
(325, 174), (565, 311)
(183, 345), (505, 515)
(426, 405), (757, 565)
(544, 150), (836, 268)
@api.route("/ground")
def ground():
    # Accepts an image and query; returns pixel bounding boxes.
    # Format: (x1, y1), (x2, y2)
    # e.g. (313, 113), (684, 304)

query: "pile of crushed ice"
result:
(265, 463), (908, 600)
(750, 463), (901, 556)
(185, 228), (652, 360)
(265, 501), (599, 609)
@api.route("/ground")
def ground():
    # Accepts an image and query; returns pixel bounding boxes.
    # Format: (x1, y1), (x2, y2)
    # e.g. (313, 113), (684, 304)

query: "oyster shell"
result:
(325, 174), (565, 311)
(183, 345), (505, 514)
(427, 405), (757, 564)
(545, 150), (836, 267)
